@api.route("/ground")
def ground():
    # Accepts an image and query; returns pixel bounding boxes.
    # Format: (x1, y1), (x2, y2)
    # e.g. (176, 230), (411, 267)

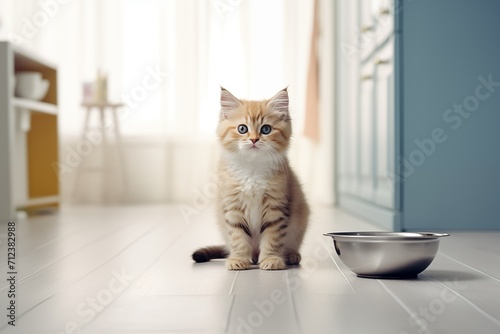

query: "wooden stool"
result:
(74, 102), (127, 202)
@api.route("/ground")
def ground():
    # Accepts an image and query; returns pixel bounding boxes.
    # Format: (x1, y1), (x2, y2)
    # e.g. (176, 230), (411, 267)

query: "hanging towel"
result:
(304, 0), (320, 142)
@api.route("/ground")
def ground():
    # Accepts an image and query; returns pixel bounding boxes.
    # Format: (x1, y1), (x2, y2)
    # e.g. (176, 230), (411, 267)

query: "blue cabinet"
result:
(335, 0), (500, 230)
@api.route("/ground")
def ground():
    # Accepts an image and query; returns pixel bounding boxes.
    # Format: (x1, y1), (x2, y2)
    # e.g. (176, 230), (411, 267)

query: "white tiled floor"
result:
(0, 205), (499, 333)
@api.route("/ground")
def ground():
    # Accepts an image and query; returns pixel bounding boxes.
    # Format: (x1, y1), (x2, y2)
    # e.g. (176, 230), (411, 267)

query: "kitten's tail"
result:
(192, 245), (229, 263)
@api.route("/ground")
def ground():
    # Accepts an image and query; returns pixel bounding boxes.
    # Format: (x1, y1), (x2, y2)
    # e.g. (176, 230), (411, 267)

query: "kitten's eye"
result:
(237, 124), (248, 134)
(260, 125), (272, 135)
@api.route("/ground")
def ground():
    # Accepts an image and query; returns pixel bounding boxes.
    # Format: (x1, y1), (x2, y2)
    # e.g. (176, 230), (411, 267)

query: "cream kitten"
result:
(192, 88), (309, 270)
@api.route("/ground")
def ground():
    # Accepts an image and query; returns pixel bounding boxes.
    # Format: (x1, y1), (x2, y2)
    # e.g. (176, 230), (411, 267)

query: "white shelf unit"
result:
(13, 97), (58, 115)
(0, 41), (60, 220)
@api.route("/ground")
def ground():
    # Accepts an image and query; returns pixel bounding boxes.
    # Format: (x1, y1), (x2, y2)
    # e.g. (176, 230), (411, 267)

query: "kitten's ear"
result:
(220, 87), (241, 119)
(267, 88), (289, 115)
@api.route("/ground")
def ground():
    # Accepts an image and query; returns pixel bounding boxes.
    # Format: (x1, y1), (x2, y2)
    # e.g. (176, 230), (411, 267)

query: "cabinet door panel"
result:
(359, 60), (375, 200)
(359, 0), (376, 60)
(27, 113), (59, 198)
(337, 0), (396, 211)
(373, 37), (395, 208)
(373, 0), (394, 46)
(338, 79), (359, 196)
(337, 0), (360, 197)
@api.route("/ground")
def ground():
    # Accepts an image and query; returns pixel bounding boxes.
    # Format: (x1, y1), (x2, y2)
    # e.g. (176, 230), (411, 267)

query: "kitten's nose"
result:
(250, 138), (259, 144)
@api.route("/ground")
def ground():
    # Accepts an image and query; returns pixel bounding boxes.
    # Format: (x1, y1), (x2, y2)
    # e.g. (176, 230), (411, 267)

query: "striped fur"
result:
(192, 88), (309, 270)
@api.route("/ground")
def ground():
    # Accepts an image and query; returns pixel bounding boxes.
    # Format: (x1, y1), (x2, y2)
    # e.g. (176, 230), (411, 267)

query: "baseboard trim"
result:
(338, 195), (401, 231)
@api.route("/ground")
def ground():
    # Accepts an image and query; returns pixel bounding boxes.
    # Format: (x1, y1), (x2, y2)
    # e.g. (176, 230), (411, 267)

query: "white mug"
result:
(15, 71), (50, 101)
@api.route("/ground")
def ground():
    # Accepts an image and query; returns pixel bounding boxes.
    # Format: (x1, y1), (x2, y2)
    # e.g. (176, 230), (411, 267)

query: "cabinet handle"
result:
(379, 8), (391, 16)
(374, 59), (389, 65)
(360, 25), (373, 33)
(361, 75), (373, 81)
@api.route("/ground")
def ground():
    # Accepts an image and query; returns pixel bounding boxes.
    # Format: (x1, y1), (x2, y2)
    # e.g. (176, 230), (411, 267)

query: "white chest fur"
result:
(242, 176), (266, 233)
(227, 159), (272, 233)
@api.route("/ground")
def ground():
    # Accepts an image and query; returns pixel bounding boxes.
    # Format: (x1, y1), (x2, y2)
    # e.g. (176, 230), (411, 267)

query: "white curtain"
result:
(0, 0), (335, 205)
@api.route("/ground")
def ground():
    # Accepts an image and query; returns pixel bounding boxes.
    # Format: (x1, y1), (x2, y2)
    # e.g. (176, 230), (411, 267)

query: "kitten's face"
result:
(217, 88), (292, 158)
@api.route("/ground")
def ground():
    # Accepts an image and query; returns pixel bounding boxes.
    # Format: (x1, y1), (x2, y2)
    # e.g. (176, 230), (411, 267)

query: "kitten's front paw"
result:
(226, 258), (251, 270)
(259, 256), (286, 270)
(286, 252), (301, 265)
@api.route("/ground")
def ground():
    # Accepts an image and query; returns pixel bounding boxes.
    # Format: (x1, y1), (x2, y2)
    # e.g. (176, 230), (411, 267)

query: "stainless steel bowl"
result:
(323, 232), (450, 279)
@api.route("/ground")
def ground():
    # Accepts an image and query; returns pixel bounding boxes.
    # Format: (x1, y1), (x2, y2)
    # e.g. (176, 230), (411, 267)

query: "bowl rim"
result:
(323, 231), (450, 241)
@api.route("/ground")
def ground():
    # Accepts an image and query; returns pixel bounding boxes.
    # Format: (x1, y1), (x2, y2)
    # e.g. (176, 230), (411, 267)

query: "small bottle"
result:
(95, 69), (108, 103)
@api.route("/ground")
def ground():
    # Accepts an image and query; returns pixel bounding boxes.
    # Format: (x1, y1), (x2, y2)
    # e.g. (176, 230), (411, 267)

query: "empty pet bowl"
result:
(323, 232), (450, 279)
